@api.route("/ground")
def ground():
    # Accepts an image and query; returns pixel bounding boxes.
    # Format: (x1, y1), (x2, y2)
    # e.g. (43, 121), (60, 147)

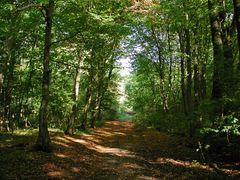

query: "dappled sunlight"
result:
(92, 129), (114, 137)
(43, 163), (66, 178)
(154, 158), (213, 171)
(114, 132), (126, 135)
(223, 168), (240, 176)
(65, 136), (136, 158)
(71, 167), (81, 173)
(137, 175), (158, 180)
(47, 171), (65, 177)
(51, 139), (70, 148)
(54, 153), (68, 159)
(1, 120), (239, 179)
(121, 163), (143, 170)
(54, 136), (72, 143)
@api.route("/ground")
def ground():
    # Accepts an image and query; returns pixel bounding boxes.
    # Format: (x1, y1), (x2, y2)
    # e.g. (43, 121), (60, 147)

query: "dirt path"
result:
(0, 120), (239, 179)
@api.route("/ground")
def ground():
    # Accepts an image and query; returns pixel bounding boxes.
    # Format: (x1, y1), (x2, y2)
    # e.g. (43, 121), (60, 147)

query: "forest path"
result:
(0, 120), (239, 179)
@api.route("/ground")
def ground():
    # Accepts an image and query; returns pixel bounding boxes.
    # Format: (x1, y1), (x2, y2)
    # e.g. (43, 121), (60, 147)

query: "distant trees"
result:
(125, 0), (240, 135)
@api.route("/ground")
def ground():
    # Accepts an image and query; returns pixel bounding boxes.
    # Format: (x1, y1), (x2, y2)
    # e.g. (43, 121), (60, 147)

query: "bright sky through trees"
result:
(118, 57), (132, 104)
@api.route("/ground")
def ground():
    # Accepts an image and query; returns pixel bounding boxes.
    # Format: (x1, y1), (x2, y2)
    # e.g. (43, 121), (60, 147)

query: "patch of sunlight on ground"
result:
(44, 163), (67, 178)
(54, 153), (68, 159)
(52, 140), (70, 148)
(121, 163), (143, 170)
(137, 175), (158, 180)
(71, 167), (81, 173)
(55, 136), (72, 143)
(65, 136), (136, 158)
(47, 171), (65, 177)
(93, 129), (115, 137)
(114, 132), (126, 135)
(155, 158), (213, 171)
(12, 128), (38, 135)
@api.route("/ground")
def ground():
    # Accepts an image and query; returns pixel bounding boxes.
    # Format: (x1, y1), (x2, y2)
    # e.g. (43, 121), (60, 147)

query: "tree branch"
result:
(50, 31), (85, 46)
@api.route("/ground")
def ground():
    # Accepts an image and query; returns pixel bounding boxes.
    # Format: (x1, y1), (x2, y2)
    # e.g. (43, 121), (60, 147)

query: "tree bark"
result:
(178, 31), (187, 114)
(185, 29), (192, 112)
(65, 57), (82, 135)
(233, 0), (240, 69)
(151, 26), (169, 112)
(81, 85), (93, 130)
(208, 0), (224, 100)
(233, 0), (240, 49)
(36, 0), (54, 151)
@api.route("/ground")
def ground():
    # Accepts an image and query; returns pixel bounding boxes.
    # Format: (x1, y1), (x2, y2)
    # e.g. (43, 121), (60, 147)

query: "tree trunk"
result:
(185, 29), (192, 112)
(167, 27), (173, 91)
(36, 0), (54, 151)
(65, 58), (82, 135)
(208, 0), (224, 100)
(178, 32), (187, 114)
(234, 0), (240, 50)
(81, 86), (92, 130)
(151, 26), (169, 112)
(2, 10), (18, 130)
(233, 0), (240, 69)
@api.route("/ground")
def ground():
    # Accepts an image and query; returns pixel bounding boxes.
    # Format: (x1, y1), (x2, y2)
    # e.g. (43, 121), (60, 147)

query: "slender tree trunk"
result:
(167, 28), (173, 91)
(3, 13), (19, 131)
(65, 58), (82, 135)
(193, 51), (200, 108)
(234, 0), (240, 50)
(81, 86), (92, 130)
(233, 0), (240, 69)
(36, 0), (54, 151)
(0, 64), (3, 106)
(178, 32), (187, 114)
(185, 29), (192, 112)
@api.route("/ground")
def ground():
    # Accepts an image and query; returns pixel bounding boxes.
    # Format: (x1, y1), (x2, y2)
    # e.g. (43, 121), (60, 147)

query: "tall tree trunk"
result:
(233, 0), (240, 69)
(234, 0), (240, 50)
(193, 49), (200, 108)
(151, 26), (169, 112)
(208, 0), (224, 100)
(178, 32), (187, 114)
(185, 29), (192, 112)
(36, 0), (54, 151)
(3, 11), (19, 131)
(81, 86), (93, 130)
(167, 27), (173, 91)
(65, 58), (82, 135)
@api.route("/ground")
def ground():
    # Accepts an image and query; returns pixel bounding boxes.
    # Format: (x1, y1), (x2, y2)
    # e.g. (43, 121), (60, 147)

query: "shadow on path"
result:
(0, 120), (239, 179)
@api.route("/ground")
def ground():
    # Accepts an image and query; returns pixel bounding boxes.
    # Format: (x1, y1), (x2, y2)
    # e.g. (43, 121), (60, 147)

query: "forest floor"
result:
(0, 120), (240, 179)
